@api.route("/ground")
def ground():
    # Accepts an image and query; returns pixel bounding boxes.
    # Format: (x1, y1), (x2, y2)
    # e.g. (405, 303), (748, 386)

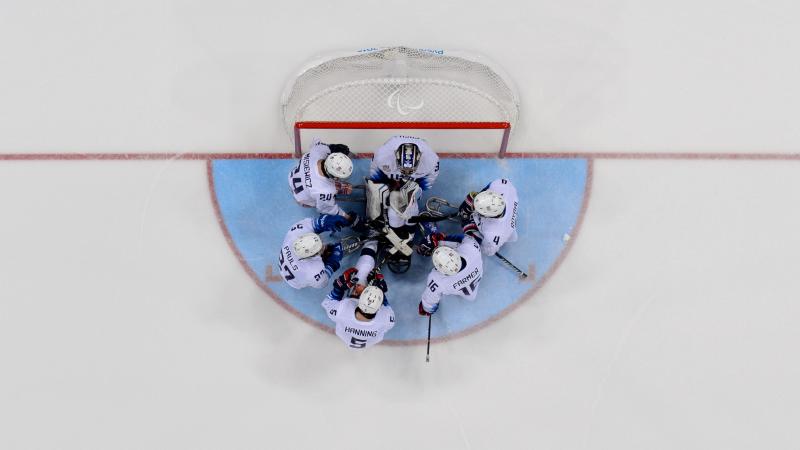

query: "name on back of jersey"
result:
(281, 245), (299, 272)
(302, 156), (313, 189)
(344, 326), (378, 338)
(453, 266), (480, 290)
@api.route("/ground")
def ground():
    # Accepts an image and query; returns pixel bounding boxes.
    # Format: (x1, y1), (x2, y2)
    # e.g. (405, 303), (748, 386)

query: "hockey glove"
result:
(327, 143), (350, 155)
(328, 243), (344, 262)
(416, 232), (444, 257)
(341, 267), (359, 288)
(370, 271), (388, 293)
(348, 212), (370, 233)
(322, 243), (344, 275)
(335, 180), (353, 195)
(458, 192), (478, 224)
(462, 221), (481, 239)
(418, 301), (438, 316)
(367, 216), (386, 232)
(314, 214), (350, 233)
(429, 232), (446, 247)
(331, 267), (358, 297)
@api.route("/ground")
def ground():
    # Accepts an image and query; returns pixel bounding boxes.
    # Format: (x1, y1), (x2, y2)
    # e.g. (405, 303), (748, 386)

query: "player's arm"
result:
(384, 305), (396, 332)
(326, 143), (351, 156)
(321, 244), (345, 280)
(308, 141), (332, 159)
(419, 273), (443, 315)
(325, 266), (357, 299)
(314, 189), (346, 217)
(354, 241), (377, 285)
(369, 140), (398, 185)
(312, 214), (350, 234)
(416, 153), (440, 190)
(479, 232), (502, 256)
(416, 232), (464, 256)
(286, 218), (315, 241)
(368, 165), (392, 185)
(462, 220), (485, 245)
(321, 297), (340, 321)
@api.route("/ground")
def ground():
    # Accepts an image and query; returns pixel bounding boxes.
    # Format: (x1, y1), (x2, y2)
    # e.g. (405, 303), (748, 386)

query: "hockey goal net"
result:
(281, 47), (520, 158)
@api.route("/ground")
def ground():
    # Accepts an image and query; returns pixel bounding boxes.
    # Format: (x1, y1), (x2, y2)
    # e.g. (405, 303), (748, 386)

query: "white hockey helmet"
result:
(292, 233), (323, 259)
(432, 246), (462, 276)
(358, 285), (384, 315)
(473, 190), (506, 218)
(395, 142), (421, 176)
(323, 152), (353, 180)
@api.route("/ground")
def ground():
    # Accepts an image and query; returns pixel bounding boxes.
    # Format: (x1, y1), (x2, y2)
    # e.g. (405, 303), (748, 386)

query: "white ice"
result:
(1, 1), (799, 449)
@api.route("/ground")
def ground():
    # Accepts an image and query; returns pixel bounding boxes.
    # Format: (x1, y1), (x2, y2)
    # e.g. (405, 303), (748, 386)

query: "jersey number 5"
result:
(349, 337), (367, 349)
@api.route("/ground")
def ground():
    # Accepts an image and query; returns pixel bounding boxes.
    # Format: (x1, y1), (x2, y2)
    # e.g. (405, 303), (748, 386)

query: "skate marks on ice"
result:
(208, 156), (590, 344)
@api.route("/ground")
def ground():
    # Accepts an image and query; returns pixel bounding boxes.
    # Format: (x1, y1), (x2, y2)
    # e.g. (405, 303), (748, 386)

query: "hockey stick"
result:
(339, 235), (369, 255)
(407, 210), (458, 224)
(495, 251), (528, 279)
(425, 314), (432, 363)
(335, 196), (366, 203)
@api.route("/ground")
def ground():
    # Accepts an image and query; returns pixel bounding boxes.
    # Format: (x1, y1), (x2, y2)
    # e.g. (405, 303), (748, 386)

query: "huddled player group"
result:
(279, 136), (519, 350)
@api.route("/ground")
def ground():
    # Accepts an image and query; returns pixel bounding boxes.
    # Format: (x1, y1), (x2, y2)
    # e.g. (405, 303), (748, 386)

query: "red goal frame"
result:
(293, 121), (511, 158)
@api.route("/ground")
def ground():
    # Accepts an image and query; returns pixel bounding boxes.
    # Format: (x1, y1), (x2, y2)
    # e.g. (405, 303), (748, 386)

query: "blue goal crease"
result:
(211, 157), (588, 341)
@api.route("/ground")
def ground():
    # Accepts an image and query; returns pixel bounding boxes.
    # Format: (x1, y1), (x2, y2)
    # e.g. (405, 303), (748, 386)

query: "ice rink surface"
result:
(1, 1), (800, 449)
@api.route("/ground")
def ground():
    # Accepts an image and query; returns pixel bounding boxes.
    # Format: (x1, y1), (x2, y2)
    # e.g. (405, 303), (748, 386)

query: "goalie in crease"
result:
(367, 136), (440, 273)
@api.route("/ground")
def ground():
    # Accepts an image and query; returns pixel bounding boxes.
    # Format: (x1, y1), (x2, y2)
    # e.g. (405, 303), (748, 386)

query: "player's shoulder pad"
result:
(491, 177), (517, 192)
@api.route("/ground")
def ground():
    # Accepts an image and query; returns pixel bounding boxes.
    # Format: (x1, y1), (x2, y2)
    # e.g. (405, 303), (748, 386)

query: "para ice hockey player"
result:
(368, 136), (440, 227)
(288, 141), (355, 219)
(278, 214), (350, 289)
(366, 136), (440, 273)
(369, 136), (440, 192)
(416, 234), (484, 315)
(321, 256), (395, 350)
(459, 178), (519, 256)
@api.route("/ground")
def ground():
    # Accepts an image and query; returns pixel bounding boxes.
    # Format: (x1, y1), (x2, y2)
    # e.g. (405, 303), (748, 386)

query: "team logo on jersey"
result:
(209, 156), (591, 345)
(387, 88), (424, 115)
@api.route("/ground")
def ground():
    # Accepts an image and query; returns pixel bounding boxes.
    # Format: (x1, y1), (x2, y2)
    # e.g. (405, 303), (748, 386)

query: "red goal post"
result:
(282, 47), (520, 159)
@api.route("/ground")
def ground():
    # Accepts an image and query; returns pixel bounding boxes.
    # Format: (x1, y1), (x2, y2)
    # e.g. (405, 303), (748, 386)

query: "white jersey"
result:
(369, 136), (440, 190)
(288, 142), (344, 216)
(421, 235), (484, 312)
(321, 297), (396, 349)
(473, 178), (519, 256)
(278, 218), (329, 289)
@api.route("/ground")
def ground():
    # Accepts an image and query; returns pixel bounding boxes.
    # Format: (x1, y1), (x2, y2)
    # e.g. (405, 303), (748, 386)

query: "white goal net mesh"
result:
(281, 47), (520, 135)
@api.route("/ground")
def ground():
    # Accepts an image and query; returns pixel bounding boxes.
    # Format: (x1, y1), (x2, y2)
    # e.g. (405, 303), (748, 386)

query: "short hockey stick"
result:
(335, 196), (366, 203)
(425, 314), (432, 363)
(495, 251), (528, 279)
